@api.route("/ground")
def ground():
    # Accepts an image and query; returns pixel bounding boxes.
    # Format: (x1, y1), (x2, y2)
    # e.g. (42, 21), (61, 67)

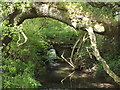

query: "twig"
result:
(61, 50), (75, 68)
(70, 36), (81, 64)
(76, 33), (88, 54)
(61, 71), (75, 84)
(74, 33), (88, 60)
(86, 47), (93, 59)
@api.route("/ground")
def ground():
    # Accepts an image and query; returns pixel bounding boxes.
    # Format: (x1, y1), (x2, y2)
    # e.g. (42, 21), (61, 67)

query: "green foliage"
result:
(1, 20), (10, 39)
(2, 17), (81, 88)
(65, 2), (116, 22)
(2, 18), (50, 88)
(39, 18), (79, 44)
(56, 2), (68, 9)
(1, 2), (120, 87)
(81, 3), (115, 21)
(2, 58), (41, 88)
(96, 57), (120, 79)
(0, 2), (31, 22)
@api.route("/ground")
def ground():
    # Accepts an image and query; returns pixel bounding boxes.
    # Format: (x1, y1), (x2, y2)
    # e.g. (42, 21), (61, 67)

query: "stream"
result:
(38, 62), (120, 88)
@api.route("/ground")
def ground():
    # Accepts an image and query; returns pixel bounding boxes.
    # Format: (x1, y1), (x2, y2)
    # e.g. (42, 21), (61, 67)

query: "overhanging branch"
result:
(8, 2), (118, 37)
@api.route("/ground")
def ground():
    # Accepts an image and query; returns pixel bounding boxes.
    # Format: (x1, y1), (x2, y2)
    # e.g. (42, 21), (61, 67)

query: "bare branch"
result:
(61, 50), (75, 68)
(17, 29), (28, 47)
(70, 36), (80, 64)
(86, 47), (93, 59)
(61, 71), (75, 84)
(17, 32), (21, 45)
(75, 33), (88, 59)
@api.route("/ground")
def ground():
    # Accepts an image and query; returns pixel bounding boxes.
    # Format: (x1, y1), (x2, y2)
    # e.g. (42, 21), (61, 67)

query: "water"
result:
(38, 62), (120, 88)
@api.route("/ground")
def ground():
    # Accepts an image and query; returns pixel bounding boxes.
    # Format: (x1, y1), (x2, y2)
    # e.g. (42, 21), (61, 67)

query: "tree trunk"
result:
(86, 27), (120, 85)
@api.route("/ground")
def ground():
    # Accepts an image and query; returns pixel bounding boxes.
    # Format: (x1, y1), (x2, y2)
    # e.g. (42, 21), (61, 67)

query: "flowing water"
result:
(38, 62), (120, 88)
